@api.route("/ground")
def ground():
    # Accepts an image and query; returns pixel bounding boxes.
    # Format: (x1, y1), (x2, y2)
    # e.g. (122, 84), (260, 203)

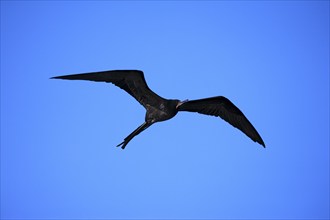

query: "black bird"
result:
(51, 70), (265, 149)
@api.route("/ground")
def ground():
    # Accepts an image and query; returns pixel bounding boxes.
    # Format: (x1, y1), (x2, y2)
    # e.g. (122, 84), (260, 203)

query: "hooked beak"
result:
(176, 99), (189, 108)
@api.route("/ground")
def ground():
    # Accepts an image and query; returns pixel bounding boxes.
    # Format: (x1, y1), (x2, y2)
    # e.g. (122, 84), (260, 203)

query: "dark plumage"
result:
(51, 70), (265, 149)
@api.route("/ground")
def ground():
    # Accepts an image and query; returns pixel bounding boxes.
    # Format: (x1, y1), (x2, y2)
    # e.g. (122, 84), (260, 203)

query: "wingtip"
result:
(50, 76), (61, 79)
(260, 141), (266, 148)
(50, 75), (75, 80)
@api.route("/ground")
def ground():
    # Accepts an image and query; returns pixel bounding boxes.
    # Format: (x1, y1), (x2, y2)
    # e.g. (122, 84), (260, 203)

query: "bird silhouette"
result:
(51, 70), (265, 149)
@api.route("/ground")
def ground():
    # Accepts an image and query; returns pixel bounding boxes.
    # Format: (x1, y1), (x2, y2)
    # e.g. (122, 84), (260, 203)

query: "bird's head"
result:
(176, 99), (189, 108)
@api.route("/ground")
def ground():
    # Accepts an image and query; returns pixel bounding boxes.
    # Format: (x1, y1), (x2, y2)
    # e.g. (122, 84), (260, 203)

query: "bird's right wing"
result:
(51, 70), (165, 109)
(177, 96), (265, 147)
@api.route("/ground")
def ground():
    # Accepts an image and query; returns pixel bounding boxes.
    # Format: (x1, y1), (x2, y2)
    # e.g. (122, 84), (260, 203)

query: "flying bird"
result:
(51, 70), (265, 149)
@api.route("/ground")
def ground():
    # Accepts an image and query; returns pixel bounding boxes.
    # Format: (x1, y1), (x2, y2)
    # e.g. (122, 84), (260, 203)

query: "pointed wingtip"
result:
(50, 76), (61, 79)
(260, 141), (266, 148)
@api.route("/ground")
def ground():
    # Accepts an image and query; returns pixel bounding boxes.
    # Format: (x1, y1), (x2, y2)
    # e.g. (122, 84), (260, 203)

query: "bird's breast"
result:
(145, 104), (177, 123)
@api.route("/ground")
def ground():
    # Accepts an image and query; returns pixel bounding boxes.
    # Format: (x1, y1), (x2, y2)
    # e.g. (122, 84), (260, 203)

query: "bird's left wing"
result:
(51, 70), (165, 109)
(177, 96), (265, 147)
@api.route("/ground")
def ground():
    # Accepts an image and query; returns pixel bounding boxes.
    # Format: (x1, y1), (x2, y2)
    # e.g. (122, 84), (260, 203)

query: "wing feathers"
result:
(178, 96), (265, 147)
(51, 70), (164, 109)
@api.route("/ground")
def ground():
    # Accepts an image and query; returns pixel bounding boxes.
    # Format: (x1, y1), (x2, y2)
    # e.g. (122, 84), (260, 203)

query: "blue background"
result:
(1, 1), (329, 219)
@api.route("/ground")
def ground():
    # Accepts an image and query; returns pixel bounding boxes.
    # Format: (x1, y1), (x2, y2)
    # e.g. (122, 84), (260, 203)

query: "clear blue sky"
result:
(1, 1), (329, 219)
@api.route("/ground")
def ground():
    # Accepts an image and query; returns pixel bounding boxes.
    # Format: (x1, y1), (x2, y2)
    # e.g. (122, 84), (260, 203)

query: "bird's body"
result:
(51, 70), (265, 149)
(145, 99), (180, 123)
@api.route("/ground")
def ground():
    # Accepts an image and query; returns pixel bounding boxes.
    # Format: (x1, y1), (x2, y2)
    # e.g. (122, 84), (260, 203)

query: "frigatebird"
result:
(51, 70), (265, 149)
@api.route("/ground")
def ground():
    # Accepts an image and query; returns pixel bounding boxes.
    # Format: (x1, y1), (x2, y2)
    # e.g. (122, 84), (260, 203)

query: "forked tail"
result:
(116, 122), (151, 149)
